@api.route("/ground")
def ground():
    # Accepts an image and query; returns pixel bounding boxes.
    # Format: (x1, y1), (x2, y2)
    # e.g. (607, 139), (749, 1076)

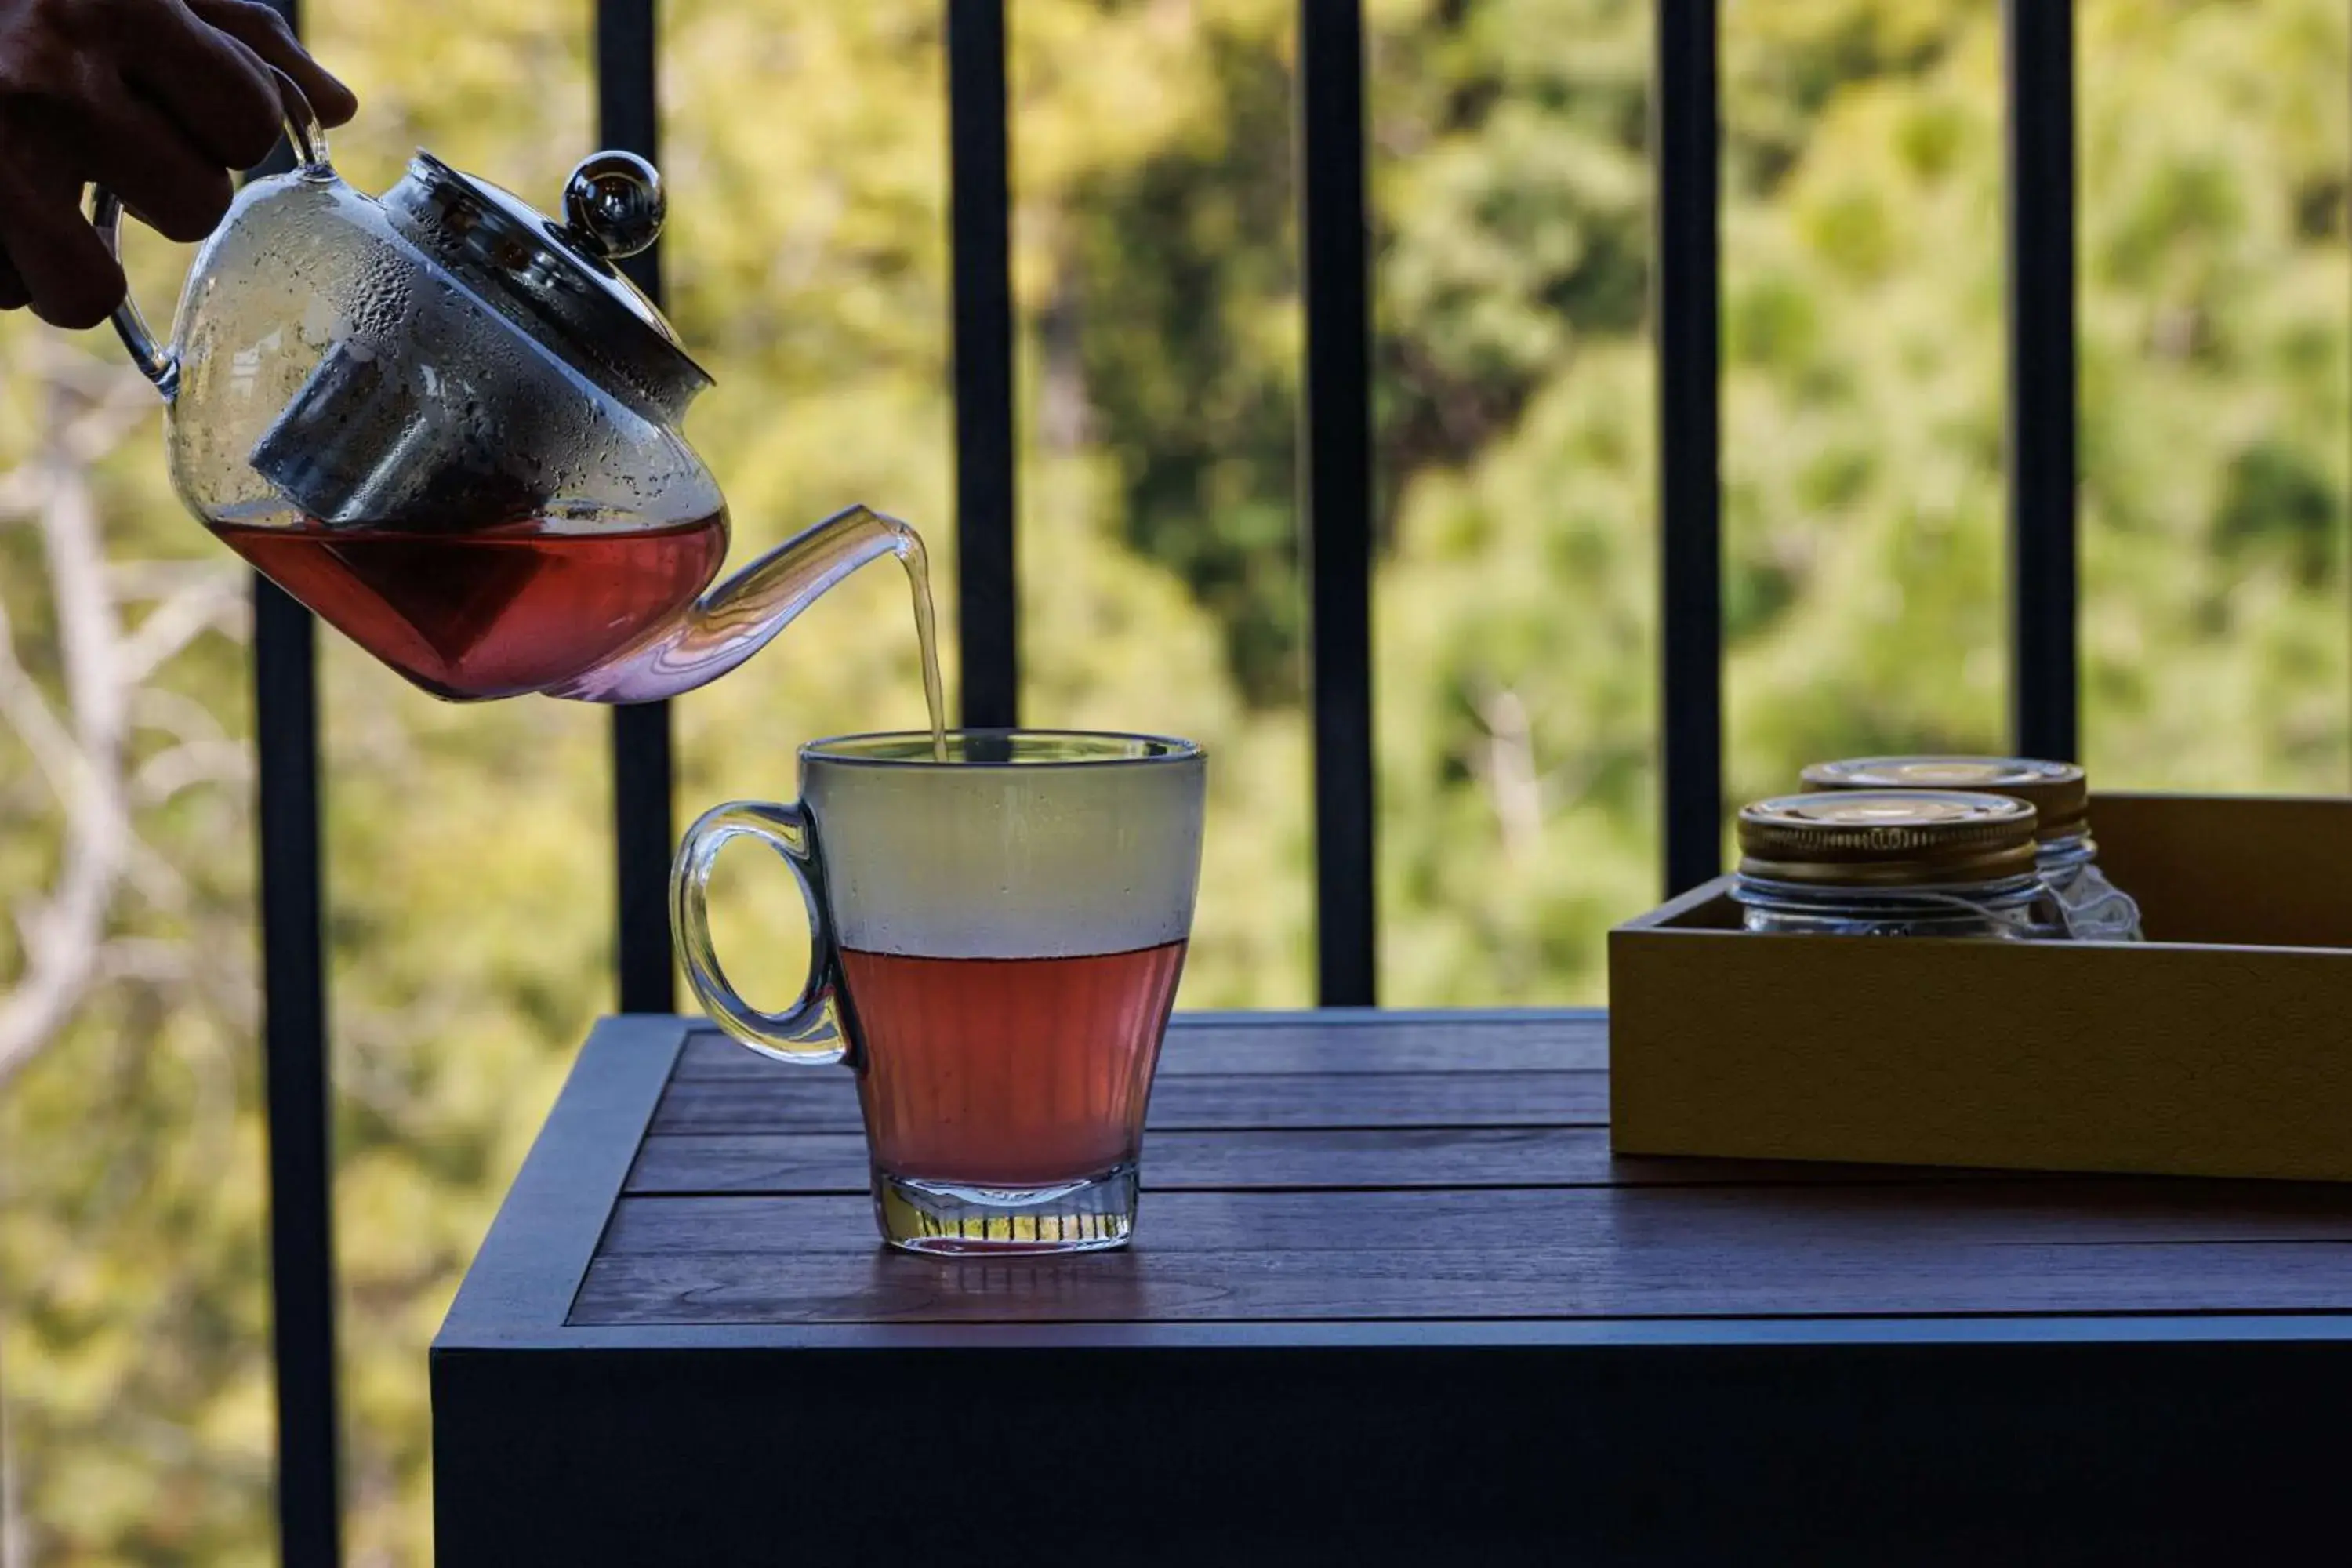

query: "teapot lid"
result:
(383, 150), (712, 416)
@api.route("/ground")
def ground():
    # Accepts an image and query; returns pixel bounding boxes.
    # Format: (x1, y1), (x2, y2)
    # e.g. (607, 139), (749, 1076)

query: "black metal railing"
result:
(236, 0), (2092, 1558)
(1654, 0), (1722, 900)
(248, 10), (340, 1565)
(600, 0), (677, 1018)
(1301, 1), (1379, 1007)
(2004, 0), (2081, 764)
(948, 0), (1021, 732)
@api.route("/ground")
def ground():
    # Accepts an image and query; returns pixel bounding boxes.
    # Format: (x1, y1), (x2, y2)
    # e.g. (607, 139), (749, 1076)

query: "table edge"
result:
(434, 1014), (689, 1347)
(436, 1312), (2352, 1354)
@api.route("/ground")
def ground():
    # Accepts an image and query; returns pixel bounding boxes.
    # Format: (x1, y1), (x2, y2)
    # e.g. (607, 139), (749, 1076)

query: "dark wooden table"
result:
(434, 1011), (2352, 1566)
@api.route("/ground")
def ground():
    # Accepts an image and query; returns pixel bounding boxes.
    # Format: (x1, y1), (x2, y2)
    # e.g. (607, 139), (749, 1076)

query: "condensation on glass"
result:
(1733, 790), (2056, 940)
(1799, 757), (2143, 941)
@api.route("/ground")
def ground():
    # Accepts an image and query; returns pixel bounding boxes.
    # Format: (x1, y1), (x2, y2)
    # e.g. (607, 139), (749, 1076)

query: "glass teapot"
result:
(91, 85), (922, 703)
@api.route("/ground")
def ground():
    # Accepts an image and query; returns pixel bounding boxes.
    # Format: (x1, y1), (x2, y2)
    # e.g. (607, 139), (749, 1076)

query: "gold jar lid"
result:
(1738, 790), (2041, 887)
(1798, 755), (2088, 839)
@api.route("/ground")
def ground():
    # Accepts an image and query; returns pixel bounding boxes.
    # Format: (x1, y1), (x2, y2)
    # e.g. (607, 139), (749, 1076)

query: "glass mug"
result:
(672, 730), (1207, 1254)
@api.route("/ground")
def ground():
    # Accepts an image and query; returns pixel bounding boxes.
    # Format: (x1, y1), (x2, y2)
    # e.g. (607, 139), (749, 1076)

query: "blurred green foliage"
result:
(1, 0), (2345, 1560)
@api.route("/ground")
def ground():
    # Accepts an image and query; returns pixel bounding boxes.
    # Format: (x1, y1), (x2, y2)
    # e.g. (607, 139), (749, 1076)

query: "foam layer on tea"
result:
(801, 735), (1205, 960)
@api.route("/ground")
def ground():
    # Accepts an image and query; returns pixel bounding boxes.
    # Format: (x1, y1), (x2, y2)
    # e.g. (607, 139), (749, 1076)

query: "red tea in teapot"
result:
(213, 513), (728, 701)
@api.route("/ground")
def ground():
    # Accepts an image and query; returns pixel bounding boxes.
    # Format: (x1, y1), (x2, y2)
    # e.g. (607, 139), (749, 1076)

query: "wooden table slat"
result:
(652, 1068), (1607, 1135)
(669, 1012), (1609, 1080)
(624, 1127), (2092, 1196)
(573, 1240), (2352, 1326)
(594, 1183), (2352, 1260)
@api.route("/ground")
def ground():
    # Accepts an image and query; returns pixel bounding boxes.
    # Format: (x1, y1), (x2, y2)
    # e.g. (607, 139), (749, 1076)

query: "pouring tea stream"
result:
(90, 84), (944, 735)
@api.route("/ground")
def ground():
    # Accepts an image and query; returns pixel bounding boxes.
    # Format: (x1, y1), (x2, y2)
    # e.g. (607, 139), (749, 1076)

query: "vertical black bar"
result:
(254, 580), (340, 1568)
(2004, 0), (2080, 762)
(597, 0), (675, 1011)
(1299, 0), (1377, 1006)
(1655, 0), (1723, 897)
(947, 0), (1018, 728)
(250, 16), (339, 1567)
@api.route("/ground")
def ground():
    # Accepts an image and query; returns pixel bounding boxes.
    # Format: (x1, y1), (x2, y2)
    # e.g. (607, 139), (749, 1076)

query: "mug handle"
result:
(670, 800), (846, 1064)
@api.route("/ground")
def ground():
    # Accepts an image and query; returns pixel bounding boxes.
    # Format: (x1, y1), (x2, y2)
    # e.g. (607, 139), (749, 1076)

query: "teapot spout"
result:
(550, 504), (931, 703)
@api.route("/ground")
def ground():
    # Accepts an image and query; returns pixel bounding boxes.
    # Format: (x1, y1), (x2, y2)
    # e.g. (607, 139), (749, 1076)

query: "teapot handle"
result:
(88, 68), (331, 399)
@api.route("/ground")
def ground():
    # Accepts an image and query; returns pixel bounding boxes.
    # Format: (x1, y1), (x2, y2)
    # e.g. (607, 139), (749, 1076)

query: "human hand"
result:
(0, 0), (358, 328)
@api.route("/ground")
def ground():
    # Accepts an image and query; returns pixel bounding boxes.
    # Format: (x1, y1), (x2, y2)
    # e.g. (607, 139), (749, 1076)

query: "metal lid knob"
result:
(563, 151), (665, 260)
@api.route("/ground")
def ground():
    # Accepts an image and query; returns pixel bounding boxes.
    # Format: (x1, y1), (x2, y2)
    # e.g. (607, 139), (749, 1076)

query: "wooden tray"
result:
(1609, 793), (2352, 1181)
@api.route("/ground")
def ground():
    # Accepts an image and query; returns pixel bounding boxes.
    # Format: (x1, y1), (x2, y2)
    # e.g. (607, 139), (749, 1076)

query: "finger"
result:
(185, 0), (358, 128)
(0, 169), (127, 330)
(0, 249), (30, 313)
(88, 85), (237, 244)
(122, 0), (284, 170)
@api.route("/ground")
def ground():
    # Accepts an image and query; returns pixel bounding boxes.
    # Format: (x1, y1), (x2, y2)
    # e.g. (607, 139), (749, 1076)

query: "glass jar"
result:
(1798, 756), (2144, 941)
(1733, 790), (2057, 939)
